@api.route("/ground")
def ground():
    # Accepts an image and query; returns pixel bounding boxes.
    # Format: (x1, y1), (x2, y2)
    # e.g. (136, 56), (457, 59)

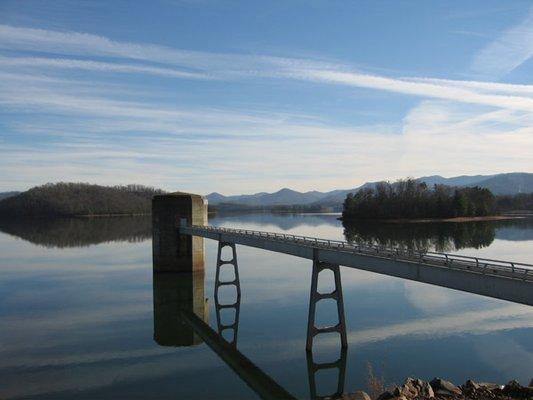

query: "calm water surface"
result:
(0, 213), (532, 399)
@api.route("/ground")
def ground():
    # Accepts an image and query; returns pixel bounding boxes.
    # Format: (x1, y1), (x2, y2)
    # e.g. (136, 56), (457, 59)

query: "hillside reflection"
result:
(342, 220), (498, 252)
(0, 216), (151, 248)
(342, 218), (533, 252)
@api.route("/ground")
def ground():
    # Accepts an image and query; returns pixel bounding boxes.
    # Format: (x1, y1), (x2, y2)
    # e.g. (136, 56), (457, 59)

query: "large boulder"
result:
(430, 378), (462, 397)
(393, 378), (434, 399)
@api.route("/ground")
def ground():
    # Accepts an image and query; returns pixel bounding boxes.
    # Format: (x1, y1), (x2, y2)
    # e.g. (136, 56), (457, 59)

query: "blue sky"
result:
(0, 0), (532, 195)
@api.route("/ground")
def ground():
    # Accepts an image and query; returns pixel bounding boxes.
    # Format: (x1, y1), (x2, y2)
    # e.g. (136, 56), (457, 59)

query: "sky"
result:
(0, 0), (532, 195)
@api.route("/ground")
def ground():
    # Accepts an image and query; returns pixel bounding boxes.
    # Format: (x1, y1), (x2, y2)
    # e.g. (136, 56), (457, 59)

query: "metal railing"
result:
(184, 225), (533, 283)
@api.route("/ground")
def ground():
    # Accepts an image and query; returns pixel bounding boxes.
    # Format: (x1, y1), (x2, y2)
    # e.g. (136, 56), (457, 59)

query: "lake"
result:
(0, 213), (532, 399)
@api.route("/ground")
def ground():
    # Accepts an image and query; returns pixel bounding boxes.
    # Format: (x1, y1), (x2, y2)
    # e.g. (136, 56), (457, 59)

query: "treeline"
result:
(0, 183), (165, 217)
(342, 179), (496, 220)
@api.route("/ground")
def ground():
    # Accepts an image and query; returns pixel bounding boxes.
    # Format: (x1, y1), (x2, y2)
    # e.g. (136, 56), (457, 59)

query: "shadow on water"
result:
(0, 216), (151, 248)
(342, 218), (533, 252)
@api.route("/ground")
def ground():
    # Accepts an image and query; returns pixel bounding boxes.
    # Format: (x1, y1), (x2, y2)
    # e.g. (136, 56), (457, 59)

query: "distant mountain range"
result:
(207, 172), (533, 209)
(0, 191), (20, 201)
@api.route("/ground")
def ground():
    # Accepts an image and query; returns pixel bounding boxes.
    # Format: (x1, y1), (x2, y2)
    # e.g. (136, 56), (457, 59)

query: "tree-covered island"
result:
(342, 178), (497, 221)
(0, 183), (164, 217)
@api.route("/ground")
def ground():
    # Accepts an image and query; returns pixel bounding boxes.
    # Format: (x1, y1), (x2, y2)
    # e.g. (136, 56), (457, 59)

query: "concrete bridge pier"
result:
(152, 192), (207, 273)
(306, 259), (347, 351)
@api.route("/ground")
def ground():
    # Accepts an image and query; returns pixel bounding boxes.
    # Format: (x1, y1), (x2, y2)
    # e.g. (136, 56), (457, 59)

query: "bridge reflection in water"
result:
(152, 243), (349, 400)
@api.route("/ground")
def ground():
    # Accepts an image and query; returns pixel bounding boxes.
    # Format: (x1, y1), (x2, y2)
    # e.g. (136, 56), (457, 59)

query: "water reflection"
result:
(343, 220), (498, 252)
(152, 263), (296, 399)
(152, 243), (351, 399)
(1, 212), (532, 398)
(1, 213), (531, 252)
(213, 213), (533, 254)
(0, 216), (151, 248)
(212, 212), (342, 230)
(215, 241), (242, 347)
(306, 349), (347, 400)
(153, 272), (208, 346)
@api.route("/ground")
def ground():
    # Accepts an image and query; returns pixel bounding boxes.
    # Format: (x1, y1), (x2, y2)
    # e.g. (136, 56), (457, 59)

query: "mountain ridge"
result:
(0, 191), (20, 201)
(207, 172), (533, 208)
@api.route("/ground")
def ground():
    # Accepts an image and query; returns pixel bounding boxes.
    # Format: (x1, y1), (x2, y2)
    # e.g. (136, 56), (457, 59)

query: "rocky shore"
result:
(345, 377), (533, 400)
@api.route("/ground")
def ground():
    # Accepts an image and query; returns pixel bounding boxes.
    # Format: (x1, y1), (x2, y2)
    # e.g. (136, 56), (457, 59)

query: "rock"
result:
(430, 378), (462, 396)
(462, 380), (502, 398)
(390, 378), (435, 399)
(376, 391), (395, 400)
(463, 380), (480, 390)
(343, 391), (372, 400)
(394, 378), (418, 398)
(391, 378), (435, 399)
(478, 382), (500, 390)
(462, 380), (483, 398)
(416, 379), (435, 398)
(501, 380), (533, 398)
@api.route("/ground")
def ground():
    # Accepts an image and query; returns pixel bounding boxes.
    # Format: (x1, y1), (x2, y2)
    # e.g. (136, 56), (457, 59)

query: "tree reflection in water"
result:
(343, 220), (497, 252)
(0, 216), (151, 248)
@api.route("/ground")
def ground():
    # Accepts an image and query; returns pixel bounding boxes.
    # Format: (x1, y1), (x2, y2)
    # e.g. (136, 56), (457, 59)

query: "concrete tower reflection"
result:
(152, 271), (208, 346)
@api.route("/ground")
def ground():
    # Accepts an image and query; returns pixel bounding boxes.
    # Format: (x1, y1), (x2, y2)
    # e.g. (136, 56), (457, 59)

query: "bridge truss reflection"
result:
(214, 241), (241, 347)
(153, 243), (349, 399)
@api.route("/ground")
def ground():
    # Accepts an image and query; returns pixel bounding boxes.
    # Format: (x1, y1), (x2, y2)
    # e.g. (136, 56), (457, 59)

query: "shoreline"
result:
(340, 215), (525, 223)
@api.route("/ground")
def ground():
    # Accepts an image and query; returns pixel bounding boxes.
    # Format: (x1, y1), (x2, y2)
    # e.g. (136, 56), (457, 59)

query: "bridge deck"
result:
(180, 225), (533, 306)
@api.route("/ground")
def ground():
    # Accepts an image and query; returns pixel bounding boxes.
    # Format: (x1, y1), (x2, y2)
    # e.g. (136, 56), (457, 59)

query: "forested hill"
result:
(0, 183), (164, 217)
(342, 179), (496, 220)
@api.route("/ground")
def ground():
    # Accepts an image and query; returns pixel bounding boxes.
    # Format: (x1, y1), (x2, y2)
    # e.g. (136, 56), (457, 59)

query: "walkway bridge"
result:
(152, 193), (533, 399)
(180, 225), (533, 307)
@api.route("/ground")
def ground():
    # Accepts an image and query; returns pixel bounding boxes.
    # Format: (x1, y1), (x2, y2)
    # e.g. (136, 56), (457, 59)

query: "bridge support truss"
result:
(306, 260), (347, 351)
(306, 258), (348, 399)
(215, 241), (241, 346)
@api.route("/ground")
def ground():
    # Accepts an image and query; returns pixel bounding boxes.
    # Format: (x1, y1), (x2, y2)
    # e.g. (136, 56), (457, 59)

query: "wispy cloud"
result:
(1, 24), (533, 111)
(0, 24), (532, 193)
(283, 69), (533, 112)
(0, 23), (315, 72)
(471, 6), (533, 76)
(407, 76), (533, 96)
(0, 55), (215, 80)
